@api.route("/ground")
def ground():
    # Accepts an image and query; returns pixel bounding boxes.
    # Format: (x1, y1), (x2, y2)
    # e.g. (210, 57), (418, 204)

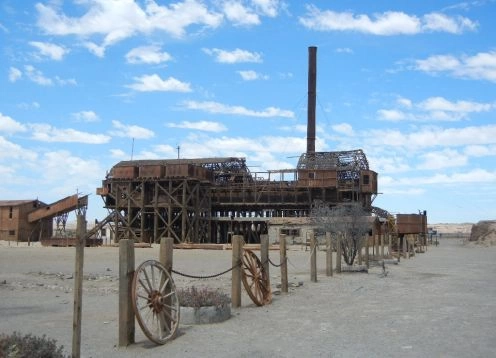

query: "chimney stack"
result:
(307, 46), (317, 155)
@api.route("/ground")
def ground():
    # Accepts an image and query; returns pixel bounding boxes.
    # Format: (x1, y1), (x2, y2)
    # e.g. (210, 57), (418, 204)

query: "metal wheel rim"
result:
(241, 249), (272, 306)
(131, 260), (180, 345)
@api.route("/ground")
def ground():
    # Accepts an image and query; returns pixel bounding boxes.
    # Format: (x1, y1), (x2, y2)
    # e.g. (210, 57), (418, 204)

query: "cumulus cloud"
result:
(167, 120), (227, 132)
(181, 100), (294, 118)
(29, 41), (68, 60)
(299, 6), (477, 35)
(414, 51), (496, 82)
(222, 0), (260, 26)
(72, 111), (100, 122)
(378, 96), (494, 122)
(126, 45), (172, 64)
(29, 123), (111, 143)
(110, 120), (155, 139)
(0, 113), (27, 134)
(8, 67), (22, 82)
(237, 70), (268, 80)
(203, 48), (262, 63)
(35, 0), (223, 53)
(126, 74), (191, 92)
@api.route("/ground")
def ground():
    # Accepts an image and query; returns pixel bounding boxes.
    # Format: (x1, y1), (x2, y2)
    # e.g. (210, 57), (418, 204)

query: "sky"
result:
(1, 0), (495, 225)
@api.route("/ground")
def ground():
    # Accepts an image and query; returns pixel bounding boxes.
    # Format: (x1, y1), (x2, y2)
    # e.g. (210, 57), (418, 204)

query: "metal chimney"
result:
(307, 46), (317, 155)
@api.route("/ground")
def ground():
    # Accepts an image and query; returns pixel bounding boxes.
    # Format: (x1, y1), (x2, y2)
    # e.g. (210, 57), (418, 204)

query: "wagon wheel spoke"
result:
(132, 260), (180, 345)
(241, 249), (272, 306)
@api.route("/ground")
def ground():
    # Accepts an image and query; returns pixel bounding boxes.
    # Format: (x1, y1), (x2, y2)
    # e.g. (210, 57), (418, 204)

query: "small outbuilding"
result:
(0, 200), (52, 242)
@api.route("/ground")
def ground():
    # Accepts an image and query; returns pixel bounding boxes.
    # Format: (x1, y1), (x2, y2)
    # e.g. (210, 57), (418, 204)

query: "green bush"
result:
(0, 331), (67, 358)
(177, 286), (230, 309)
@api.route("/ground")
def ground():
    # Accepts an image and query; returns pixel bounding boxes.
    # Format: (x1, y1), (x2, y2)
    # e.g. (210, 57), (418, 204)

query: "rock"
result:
(469, 220), (496, 245)
(180, 305), (231, 325)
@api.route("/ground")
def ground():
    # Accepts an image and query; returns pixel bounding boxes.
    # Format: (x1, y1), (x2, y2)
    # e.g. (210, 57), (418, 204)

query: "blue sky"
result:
(1, 0), (495, 224)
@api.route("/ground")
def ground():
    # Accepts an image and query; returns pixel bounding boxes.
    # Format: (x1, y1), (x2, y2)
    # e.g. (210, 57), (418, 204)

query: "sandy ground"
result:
(1, 238), (495, 358)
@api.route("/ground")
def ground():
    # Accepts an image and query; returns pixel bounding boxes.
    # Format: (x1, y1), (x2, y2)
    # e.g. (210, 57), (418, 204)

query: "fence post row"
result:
(231, 235), (243, 308)
(261, 235), (270, 289)
(280, 234), (288, 293)
(326, 232), (333, 277)
(119, 239), (135, 347)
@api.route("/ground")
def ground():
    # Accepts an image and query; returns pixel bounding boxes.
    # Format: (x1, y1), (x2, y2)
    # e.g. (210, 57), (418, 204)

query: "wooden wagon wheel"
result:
(241, 249), (272, 306)
(131, 260), (180, 345)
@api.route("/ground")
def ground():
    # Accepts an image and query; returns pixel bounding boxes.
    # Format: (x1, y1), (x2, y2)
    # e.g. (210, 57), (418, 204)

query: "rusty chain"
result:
(171, 260), (242, 280)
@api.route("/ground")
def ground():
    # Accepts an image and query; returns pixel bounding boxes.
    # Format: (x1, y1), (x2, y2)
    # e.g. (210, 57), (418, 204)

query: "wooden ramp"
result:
(28, 194), (88, 223)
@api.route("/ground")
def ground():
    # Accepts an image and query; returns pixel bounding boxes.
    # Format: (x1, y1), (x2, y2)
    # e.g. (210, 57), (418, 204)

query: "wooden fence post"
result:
(261, 235), (270, 288)
(119, 239), (135, 346)
(388, 234), (392, 258)
(280, 234), (288, 293)
(326, 232), (333, 277)
(336, 235), (342, 273)
(379, 234), (384, 260)
(231, 235), (243, 308)
(159, 237), (174, 272)
(365, 235), (370, 269)
(310, 231), (317, 282)
(159, 237), (174, 335)
(72, 214), (86, 358)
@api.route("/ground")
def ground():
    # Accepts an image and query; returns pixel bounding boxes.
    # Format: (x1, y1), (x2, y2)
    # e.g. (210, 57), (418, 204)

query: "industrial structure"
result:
(96, 47), (381, 244)
(0, 195), (88, 243)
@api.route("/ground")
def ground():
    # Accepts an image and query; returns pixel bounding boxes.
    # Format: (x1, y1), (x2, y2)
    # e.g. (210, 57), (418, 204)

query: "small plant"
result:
(177, 286), (230, 309)
(0, 331), (67, 358)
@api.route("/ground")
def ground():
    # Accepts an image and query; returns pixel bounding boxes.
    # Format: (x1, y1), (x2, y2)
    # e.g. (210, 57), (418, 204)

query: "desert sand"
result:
(1, 235), (495, 358)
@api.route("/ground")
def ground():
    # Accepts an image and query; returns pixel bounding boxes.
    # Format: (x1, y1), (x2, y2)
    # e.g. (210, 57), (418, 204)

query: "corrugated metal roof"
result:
(0, 199), (37, 207)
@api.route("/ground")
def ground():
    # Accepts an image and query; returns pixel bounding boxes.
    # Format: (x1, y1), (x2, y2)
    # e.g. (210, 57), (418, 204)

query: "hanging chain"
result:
(171, 260), (241, 280)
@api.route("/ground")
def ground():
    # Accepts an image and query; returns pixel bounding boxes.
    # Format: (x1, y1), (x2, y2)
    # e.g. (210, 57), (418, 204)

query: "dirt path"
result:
(1, 239), (495, 357)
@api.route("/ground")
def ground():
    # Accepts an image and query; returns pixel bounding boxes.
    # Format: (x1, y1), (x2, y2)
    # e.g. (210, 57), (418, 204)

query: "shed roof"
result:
(0, 200), (38, 207)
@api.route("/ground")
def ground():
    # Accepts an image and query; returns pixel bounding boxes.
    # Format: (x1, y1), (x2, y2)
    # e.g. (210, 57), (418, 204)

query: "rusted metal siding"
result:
(139, 165), (165, 178)
(396, 214), (428, 234)
(113, 166), (139, 179)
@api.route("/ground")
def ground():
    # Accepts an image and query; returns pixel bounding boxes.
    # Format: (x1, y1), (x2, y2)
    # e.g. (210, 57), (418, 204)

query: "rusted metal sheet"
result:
(96, 187), (109, 195)
(113, 166), (139, 179)
(139, 165), (165, 178)
(28, 195), (88, 223)
(397, 214), (427, 234)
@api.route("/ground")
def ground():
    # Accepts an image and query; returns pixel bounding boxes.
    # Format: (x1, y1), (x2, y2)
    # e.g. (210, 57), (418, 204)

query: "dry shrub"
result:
(177, 286), (230, 309)
(0, 331), (67, 358)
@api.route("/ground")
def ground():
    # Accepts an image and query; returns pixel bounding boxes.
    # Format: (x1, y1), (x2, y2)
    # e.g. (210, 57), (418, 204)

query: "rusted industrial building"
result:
(0, 200), (52, 242)
(0, 195), (88, 243)
(96, 47), (383, 244)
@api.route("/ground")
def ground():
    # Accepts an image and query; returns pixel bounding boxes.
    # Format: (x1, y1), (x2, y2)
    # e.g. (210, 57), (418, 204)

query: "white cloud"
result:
(237, 70), (268, 80)
(251, 0), (283, 17)
(8, 67), (22, 82)
(83, 41), (106, 58)
(203, 48), (262, 63)
(335, 47), (353, 54)
(167, 120), (227, 132)
(0, 113), (27, 134)
(29, 41), (68, 60)
(24, 65), (52, 86)
(222, 1), (260, 26)
(182, 100), (294, 118)
(377, 109), (407, 121)
(35, 0), (223, 48)
(378, 96), (494, 122)
(126, 74), (191, 92)
(417, 149), (468, 170)
(110, 120), (155, 139)
(422, 12), (477, 33)
(367, 124), (496, 149)
(331, 123), (354, 136)
(126, 45), (172, 64)
(29, 123), (111, 143)
(299, 6), (476, 35)
(72, 111), (100, 122)
(0, 136), (37, 161)
(414, 51), (496, 82)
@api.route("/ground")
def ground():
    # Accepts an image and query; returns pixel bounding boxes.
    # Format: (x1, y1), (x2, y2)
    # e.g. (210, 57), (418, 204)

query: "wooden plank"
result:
(119, 239), (135, 346)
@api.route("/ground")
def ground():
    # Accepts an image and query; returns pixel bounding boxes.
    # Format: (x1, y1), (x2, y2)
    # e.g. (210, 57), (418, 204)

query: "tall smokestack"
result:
(307, 46), (317, 154)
